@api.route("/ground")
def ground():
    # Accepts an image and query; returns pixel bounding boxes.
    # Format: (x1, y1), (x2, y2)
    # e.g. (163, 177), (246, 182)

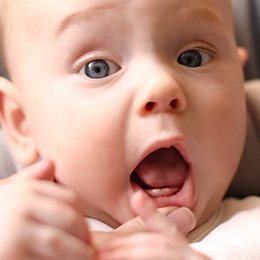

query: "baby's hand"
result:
(99, 191), (209, 260)
(0, 160), (95, 260)
(116, 192), (196, 236)
(93, 192), (195, 250)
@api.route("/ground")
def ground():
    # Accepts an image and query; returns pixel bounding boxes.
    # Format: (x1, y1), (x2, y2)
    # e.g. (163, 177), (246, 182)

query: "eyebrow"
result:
(54, 3), (115, 37)
(54, 6), (226, 38)
(189, 8), (224, 27)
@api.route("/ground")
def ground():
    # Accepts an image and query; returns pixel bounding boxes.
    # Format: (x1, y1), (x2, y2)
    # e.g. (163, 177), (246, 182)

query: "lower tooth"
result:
(145, 187), (179, 197)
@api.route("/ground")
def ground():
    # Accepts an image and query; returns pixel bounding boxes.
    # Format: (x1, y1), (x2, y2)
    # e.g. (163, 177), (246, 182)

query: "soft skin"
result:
(0, 0), (246, 229)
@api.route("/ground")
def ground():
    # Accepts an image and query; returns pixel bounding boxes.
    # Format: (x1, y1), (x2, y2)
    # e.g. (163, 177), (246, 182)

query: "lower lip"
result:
(131, 168), (195, 209)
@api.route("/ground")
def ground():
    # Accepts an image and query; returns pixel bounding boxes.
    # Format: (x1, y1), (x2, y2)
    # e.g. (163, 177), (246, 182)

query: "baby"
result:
(0, 0), (260, 259)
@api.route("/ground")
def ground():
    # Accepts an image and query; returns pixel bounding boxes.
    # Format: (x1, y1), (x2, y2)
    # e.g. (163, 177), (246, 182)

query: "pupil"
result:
(86, 60), (109, 78)
(94, 67), (101, 74)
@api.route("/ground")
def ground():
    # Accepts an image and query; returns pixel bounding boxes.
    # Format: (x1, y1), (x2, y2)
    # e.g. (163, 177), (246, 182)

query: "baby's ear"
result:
(0, 77), (39, 166)
(237, 47), (249, 66)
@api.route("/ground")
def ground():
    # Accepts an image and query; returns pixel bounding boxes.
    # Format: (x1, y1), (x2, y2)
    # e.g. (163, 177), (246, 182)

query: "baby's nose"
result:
(136, 68), (187, 115)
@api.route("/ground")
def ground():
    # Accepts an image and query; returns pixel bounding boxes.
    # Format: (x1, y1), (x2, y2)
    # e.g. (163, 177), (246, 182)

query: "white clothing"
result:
(88, 217), (113, 232)
(88, 196), (260, 260)
(190, 196), (260, 259)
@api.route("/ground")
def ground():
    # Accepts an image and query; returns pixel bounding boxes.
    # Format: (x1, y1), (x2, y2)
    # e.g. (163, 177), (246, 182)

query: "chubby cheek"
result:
(27, 95), (132, 217)
(190, 86), (246, 223)
(50, 133), (133, 223)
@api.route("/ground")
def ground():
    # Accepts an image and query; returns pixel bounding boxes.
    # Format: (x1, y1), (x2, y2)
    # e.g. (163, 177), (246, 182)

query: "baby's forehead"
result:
(18, 0), (231, 25)
(8, 0), (231, 17)
(4, 0), (233, 49)
(2, 0), (233, 51)
(2, 0), (234, 48)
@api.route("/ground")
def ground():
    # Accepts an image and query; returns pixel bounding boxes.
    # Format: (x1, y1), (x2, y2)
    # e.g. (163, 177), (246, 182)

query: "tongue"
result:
(134, 147), (188, 196)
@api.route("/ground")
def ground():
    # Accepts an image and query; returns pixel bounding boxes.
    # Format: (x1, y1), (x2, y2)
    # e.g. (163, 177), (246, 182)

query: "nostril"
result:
(170, 99), (177, 109)
(145, 101), (156, 111)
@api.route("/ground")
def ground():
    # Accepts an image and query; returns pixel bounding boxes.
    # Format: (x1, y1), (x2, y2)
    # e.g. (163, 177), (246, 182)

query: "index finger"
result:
(1, 159), (55, 184)
(130, 190), (174, 234)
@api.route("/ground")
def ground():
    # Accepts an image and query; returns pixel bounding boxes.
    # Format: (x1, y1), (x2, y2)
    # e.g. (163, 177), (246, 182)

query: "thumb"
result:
(164, 207), (196, 235)
(3, 159), (55, 183)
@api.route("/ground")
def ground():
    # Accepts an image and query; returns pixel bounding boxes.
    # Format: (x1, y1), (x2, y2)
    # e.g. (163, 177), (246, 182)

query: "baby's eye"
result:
(177, 50), (211, 67)
(80, 59), (120, 79)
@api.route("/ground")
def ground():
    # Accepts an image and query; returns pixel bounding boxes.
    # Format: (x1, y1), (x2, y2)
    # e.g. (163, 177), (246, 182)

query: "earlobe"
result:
(237, 47), (249, 66)
(0, 77), (39, 166)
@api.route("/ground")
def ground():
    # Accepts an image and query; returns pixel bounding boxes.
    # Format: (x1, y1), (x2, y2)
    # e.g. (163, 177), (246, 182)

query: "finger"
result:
(29, 181), (85, 212)
(25, 222), (96, 260)
(9, 171), (86, 216)
(16, 179), (90, 242)
(165, 207), (196, 235)
(100, 244), (154, 260)
(29, 196), (89, 242)
(4, 159), (55, 183)
(130, 190), (173, 234)
(100, 233), (174, 260)
(0, 160), (76, 209)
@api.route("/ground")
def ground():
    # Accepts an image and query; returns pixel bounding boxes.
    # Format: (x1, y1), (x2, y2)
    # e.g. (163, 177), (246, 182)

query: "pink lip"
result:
(130, 136), (196, 210)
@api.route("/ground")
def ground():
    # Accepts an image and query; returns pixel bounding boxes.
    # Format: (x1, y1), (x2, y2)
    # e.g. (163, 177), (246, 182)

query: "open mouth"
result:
(130, 146), (190, 199)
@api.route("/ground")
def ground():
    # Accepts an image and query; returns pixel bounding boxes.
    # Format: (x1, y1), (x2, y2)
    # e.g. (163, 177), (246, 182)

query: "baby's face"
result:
(5, 0), (246, 227)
